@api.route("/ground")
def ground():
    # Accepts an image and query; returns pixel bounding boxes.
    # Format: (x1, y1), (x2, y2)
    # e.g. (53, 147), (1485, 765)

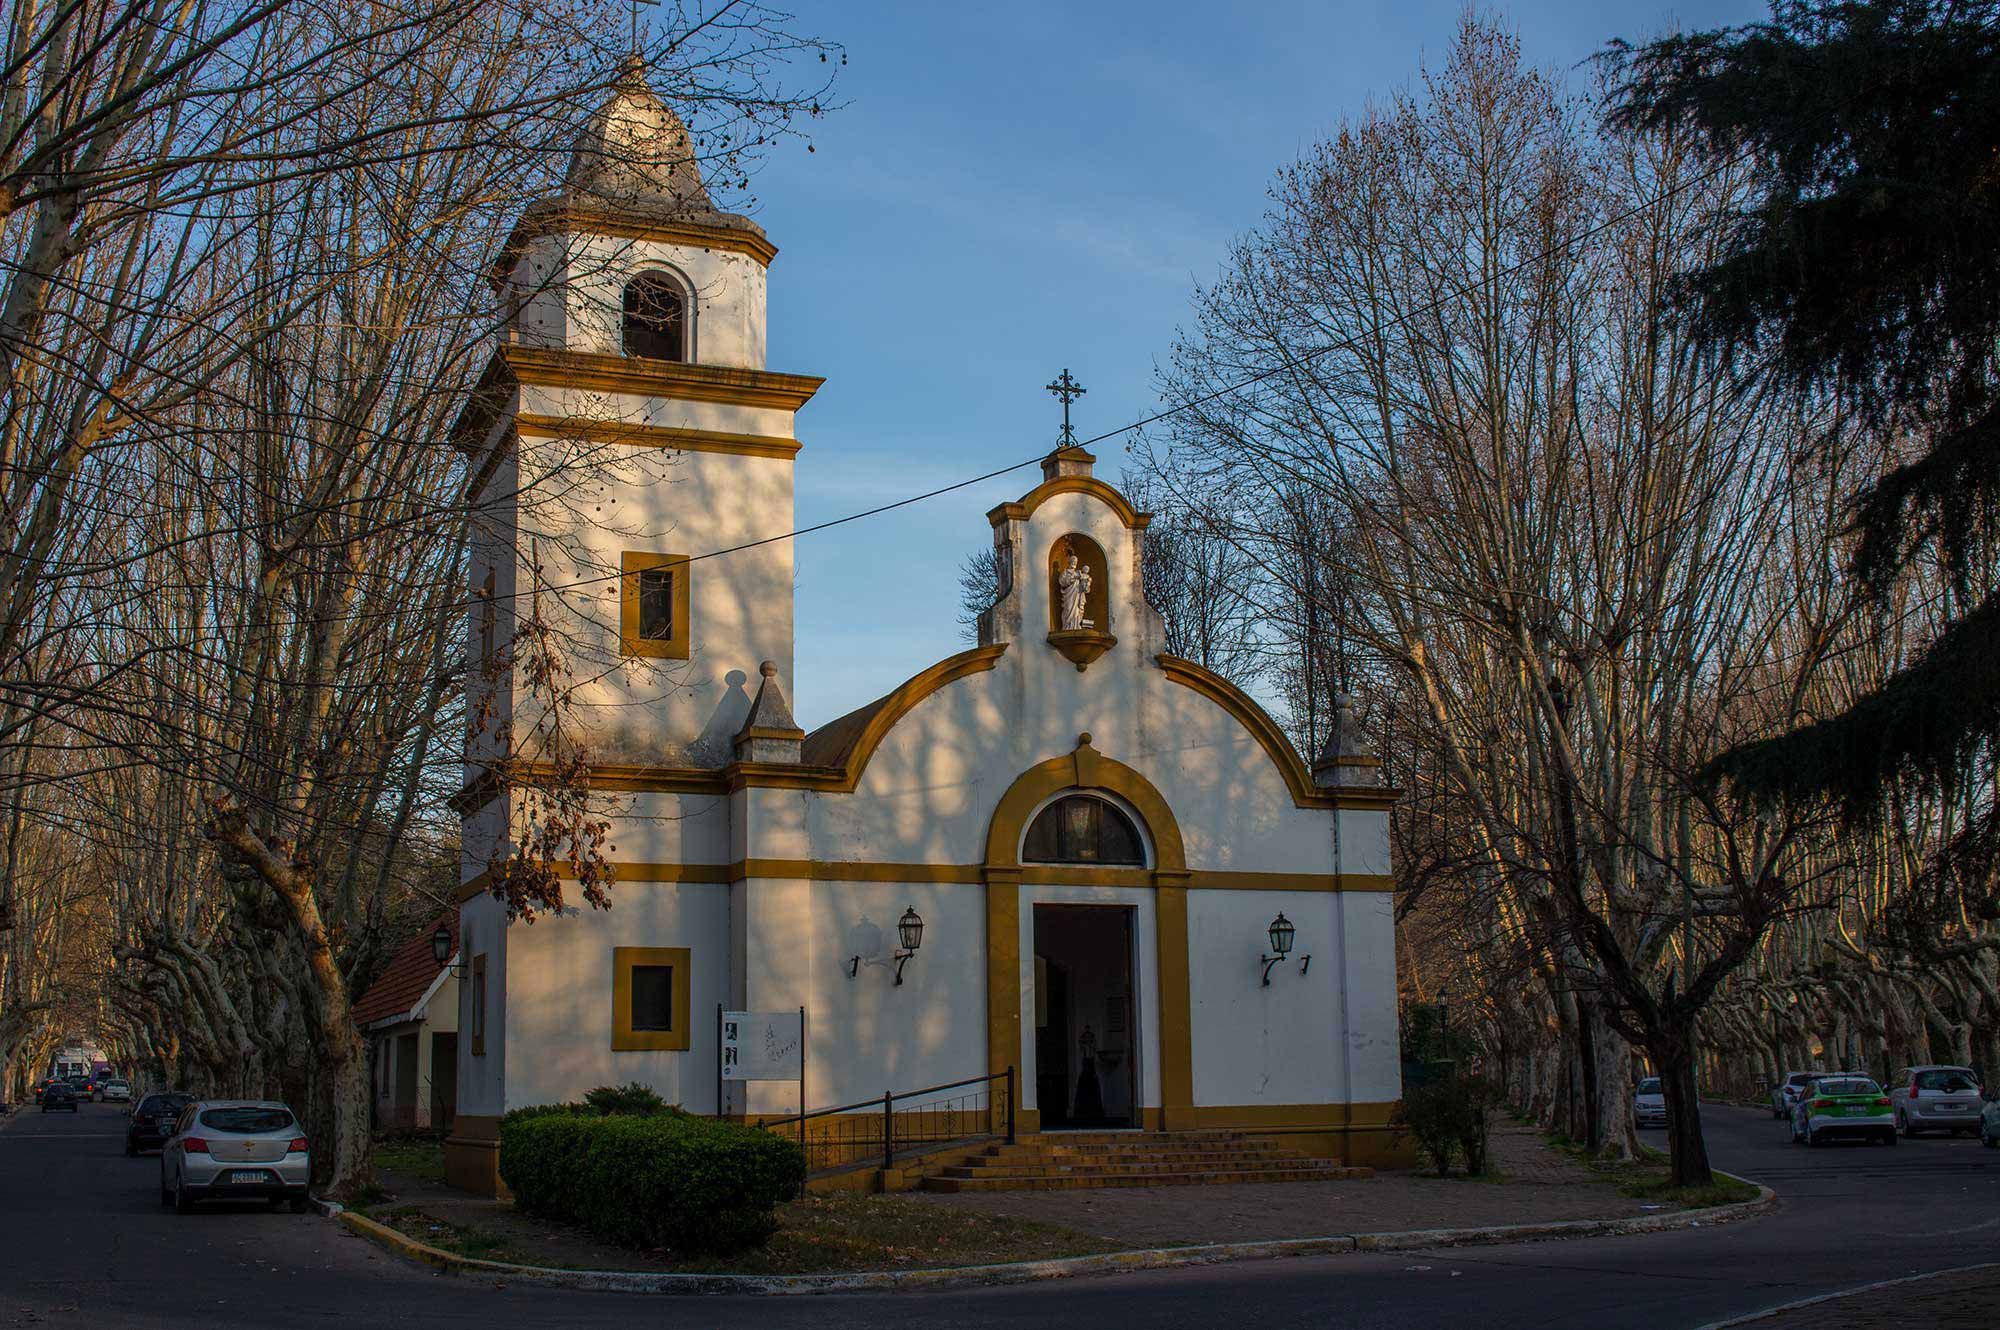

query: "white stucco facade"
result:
(446, 71), (1405, 1194)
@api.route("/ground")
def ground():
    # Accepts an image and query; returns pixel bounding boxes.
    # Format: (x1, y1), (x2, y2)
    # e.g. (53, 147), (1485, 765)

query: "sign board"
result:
(720, 1010), (803, 1081)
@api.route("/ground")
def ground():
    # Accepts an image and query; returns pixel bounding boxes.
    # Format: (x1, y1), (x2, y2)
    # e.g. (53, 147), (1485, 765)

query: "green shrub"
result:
(499, 1109), (806, 1254)
(1394, 1072), (1496, 1177)
(1395, 1078), (1462, 1175)
(583, 1081), (669, 1117)
(500, 1082), (668, 1128)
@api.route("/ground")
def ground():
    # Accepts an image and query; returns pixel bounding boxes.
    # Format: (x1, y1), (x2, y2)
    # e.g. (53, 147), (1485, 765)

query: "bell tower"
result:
(462, 58), (823, 772)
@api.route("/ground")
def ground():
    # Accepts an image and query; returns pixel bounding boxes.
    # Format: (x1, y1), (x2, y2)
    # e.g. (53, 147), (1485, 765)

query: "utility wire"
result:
(488, 149), (1760, 612)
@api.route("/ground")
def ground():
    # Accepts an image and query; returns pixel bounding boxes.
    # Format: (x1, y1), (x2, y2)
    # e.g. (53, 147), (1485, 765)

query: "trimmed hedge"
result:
(498, 1108), (806, 1254)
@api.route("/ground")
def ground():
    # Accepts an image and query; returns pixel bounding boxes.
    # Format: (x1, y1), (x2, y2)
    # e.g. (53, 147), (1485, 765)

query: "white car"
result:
(1888, 1065), (1984, 1137)
(159, 1100), (312, 1213)
(1633, 1076), (1668, 1128)
(98, 1078), (131, 1103)
(1769, 1070), (1822, 1118)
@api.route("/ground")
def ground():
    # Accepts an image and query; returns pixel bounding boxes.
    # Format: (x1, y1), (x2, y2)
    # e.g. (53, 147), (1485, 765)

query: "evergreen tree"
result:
(1607, 1), (2000, 810)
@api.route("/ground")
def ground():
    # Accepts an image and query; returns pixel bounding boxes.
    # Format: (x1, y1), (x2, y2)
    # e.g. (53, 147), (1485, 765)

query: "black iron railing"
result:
(757, 1067), (1015, 1174)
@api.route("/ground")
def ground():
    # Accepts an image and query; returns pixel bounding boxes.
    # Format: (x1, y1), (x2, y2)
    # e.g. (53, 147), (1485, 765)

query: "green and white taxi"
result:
(1790, 1074), (1896, 1147)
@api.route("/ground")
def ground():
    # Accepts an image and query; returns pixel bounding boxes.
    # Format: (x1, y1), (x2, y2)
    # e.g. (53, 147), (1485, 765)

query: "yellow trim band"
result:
(505, 346), (824, 411)
(516, 415), (801, 459)
(455, 861), (1393, 904)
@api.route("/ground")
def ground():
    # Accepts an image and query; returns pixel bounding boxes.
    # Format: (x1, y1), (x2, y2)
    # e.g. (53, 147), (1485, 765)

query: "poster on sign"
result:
(720, 1010), (804, 1081)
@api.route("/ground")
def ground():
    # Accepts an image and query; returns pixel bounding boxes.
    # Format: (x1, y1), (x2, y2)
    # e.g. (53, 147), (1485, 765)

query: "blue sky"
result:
(745, 1), (1765, 726)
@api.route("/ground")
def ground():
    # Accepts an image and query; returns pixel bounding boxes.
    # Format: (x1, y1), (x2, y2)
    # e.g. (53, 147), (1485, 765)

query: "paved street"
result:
(2, 1103), (1996, 1329)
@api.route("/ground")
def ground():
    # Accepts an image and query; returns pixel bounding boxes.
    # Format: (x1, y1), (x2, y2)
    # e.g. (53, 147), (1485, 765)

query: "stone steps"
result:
(924, 1163), (1370, 1192)
(916, 1131), (1372, 1193)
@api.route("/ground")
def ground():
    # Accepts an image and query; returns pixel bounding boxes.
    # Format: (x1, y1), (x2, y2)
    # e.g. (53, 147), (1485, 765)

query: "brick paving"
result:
(908, 1122), (1665, 1248)
(1737, 1267), (2000, 1328)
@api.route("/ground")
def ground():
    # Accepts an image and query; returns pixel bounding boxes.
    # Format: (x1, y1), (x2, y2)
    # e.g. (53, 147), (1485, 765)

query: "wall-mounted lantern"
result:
(850, 906), (927, 984)
(1262, 912), (1300, 986)
(430, 923), (465, 976)
(894, 906), (924, 985)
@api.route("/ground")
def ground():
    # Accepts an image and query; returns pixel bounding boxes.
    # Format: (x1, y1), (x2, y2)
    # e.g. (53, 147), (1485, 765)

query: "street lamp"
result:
(1261, 912), (1296, 986)
(894, 906), (924, 985)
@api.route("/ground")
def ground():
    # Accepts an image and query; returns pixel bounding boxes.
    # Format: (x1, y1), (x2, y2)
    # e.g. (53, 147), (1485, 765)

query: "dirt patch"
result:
(360, 1180), (1116, 1275)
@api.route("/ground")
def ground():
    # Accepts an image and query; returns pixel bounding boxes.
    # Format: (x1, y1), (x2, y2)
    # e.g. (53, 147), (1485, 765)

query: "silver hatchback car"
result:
(159, 1100), (312, 1212)
(1889, 1065), (1984, 1138)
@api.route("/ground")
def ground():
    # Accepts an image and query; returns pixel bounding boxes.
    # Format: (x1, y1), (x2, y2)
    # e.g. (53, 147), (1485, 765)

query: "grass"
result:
(1539, 1129), (1757, 1208)
(1617, 1172), (1759, 1208)
(371, 1135), (447, 1187)
(370, 1192), (1119, 1276)
(377, 1207), (529, 1264)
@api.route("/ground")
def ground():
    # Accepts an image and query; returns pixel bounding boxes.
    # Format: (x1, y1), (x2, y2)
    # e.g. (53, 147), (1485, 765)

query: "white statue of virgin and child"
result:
(1058, 550), (1094, 631)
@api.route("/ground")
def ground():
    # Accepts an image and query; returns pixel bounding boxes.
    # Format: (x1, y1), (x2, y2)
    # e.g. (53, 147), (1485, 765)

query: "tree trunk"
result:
(1650, 1025), (1713, 1187)
(207, 801), (371, 1200)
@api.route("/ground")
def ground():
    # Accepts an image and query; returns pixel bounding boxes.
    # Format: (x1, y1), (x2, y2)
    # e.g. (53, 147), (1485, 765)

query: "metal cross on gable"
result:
(630, 0), (660, 55)
(1045, 368), (1087, 449)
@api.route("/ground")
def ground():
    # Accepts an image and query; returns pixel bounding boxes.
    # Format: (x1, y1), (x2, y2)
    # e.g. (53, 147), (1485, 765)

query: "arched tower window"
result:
(623, 271), (688, 362)
(1023, 794), (1146, 865)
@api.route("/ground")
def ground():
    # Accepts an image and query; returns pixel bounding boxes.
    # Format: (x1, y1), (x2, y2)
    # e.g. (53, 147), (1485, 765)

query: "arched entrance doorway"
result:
(983, 734), (1196, 1133)
(1026, 794), (1145, 1128)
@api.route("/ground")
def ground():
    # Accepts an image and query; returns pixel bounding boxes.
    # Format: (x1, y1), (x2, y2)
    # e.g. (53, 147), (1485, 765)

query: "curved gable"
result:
(987, 474), (1151, 532)
(800, 644), (1006, 787)
(1155, 654), (1389, 810)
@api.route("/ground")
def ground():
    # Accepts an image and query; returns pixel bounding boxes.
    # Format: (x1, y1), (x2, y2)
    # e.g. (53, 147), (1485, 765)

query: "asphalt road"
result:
(2, 1101), (1996, 1329)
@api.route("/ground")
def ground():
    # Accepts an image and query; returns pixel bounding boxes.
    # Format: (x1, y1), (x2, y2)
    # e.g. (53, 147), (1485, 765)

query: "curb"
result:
(1689, 1260), (2000, 1330)
(329, 1174), (1777, 1296)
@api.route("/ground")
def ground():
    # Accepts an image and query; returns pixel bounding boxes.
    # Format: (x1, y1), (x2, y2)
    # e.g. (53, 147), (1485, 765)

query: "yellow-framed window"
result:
(612, 946), (691, 1051)
(470, 954), (488, 1056)
(620, 552), (691, 660)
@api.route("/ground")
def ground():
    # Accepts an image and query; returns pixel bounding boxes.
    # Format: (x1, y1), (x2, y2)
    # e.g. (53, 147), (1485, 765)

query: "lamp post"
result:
(893, 907), (924, 985)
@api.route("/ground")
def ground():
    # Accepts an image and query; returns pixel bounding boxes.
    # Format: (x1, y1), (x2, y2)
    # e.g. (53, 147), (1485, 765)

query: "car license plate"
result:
(228, 1170), (265, 1184)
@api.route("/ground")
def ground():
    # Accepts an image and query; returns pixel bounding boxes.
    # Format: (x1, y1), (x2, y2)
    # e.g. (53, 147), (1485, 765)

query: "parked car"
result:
(125, 1092), (193, 1156)
(1790, 1074), (1895, 1147)
(159, 1101), (311, 1213)
(1980, 1090), (1999, 1149)
(1770, 1070), (1822, 1119)
(40, 1082), (79, 1113)
(1888, 1065), (1984, 1137)
(1633, 1076), (1668, 1128)
(98, 1078), (131, 1104)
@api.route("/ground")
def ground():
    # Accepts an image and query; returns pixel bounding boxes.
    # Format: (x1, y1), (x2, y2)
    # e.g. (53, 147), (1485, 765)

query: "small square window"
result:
(612, 946), (690, 1051)
(629, 965), (675, 1031)
(619, 553), (690, 659)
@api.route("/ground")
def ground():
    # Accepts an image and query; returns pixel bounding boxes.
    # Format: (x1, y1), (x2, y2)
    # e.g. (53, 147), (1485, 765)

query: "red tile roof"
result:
(352, 912), (456, 1028)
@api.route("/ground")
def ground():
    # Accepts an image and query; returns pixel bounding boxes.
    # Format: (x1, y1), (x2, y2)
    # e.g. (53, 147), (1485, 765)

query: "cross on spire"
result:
(1045, 368), (1087, 449)
(630, 0), (660, 56)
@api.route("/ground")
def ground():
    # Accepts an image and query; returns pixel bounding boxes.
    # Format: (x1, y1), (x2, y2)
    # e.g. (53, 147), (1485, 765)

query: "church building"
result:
(445, 63), (1405, 1194)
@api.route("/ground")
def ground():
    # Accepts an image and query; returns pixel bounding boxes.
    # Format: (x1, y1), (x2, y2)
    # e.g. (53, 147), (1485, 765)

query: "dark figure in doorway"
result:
(1073, 1025), (1105, 1122)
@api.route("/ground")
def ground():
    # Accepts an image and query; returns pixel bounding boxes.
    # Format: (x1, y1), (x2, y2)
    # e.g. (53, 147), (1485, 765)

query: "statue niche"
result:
(1047, 534), (1115, 671)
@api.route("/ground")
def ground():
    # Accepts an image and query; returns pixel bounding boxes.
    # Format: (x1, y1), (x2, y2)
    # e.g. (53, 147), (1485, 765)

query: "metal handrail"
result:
(758, 1066), (1015, 1170)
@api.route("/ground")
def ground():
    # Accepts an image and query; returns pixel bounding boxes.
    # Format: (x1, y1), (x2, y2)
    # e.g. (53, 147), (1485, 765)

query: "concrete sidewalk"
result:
(910, 1122), (1669, 1248)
